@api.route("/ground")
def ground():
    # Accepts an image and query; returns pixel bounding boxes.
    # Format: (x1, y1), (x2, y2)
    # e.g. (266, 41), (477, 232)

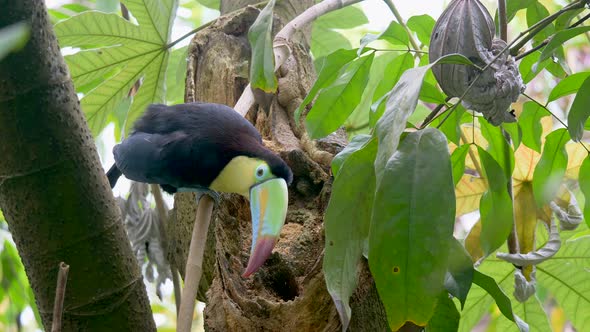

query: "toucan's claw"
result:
(177, 187), (221, 206)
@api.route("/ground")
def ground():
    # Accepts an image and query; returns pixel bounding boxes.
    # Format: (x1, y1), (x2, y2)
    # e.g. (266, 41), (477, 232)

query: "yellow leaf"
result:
(565, 143), (589, 179)
(456, 175), (487, 216)
(513, 182), (537, 280)
(465, 219), (483, 262)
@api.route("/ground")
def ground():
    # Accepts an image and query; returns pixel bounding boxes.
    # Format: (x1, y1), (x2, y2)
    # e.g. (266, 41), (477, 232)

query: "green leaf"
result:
(578, 158), (590, 228)
(305, 53), (374, 139)
(0, 22), (30, 60)
(527, 2), (554, 46)
(537, 26), (590, 66)
(369, 128), (455, 330)
(478, 147), (514, 255)
(419, 82), (446, 104)
(472, 270), (529, 332)
(444, 239), (474, 308)
(331, 134), (372, 176)
(425, 293), (460, 332)
(248, 0), (277, 93)
(567, 75), (590, 142)
(196, 0), (219, 10)
(547, 71), (590, 102)
(502, 122), (522, 150)
(532, 128), (570, 206)
(519, 102), (549, 152)
(480, 119), (515, 180)
(295, 49), (359, 122)
(506, 0), (535, 23)
(369, 52), (414, 127)
(451, 144), (470, 186)
(407, 14), (436, 46)
(359, 21), (409, 54)
(435, 105), (468, 146)
(324, 138), (377, 331)
(537, 236), (590, 329)
(311, 5), (367, 59)
(55, 1), (178, 136)
(374, 54), (473, 181)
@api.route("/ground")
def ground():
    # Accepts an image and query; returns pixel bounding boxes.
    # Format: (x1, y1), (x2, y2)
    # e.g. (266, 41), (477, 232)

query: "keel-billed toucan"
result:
(106, 102), (293, 277)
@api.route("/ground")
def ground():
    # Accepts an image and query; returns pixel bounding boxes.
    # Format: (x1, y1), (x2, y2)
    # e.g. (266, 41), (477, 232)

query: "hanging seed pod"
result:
(429, 0), (524, 126)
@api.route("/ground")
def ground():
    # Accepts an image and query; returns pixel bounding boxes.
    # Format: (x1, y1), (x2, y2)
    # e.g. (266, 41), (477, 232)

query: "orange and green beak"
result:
(242, 178), (289, 277)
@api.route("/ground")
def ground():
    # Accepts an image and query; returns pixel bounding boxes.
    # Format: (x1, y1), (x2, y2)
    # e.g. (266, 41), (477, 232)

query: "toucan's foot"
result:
(177, 187), (221, 206)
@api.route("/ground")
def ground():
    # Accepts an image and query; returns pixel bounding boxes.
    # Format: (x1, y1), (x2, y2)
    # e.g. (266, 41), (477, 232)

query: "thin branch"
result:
(382, 0), (422, 52)
(51, 262), (70, 332)
(522, 92), (590, 154)
(177, 195), (214, 332)
(498, 0), (508, 41)
(459, 131), (484, 177)
(509, 0), (586, 56)
(498, 0), (519, 256)
(165, 21), (215, 50)
(149, 184), (181, 313)
(515, 10), (590, 61)
(234, 0), (365, 116)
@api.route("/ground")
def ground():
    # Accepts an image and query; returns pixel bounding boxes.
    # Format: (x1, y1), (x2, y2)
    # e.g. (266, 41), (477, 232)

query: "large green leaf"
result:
(472, 270), (529, 331)
(519, 102), (549, 152)
(324, 138), (377, 331)
(295, 49), (359, 122)
(407, 14), (436, 46)
(537, 236), (590, 329)
(369, 128), (455, 330)
(547, 71), (590, 103)
(537, 26), (590, 66)
(359, 21), (409, 54)
(0, 22), (29, 60)
(532, 129), (570, 206)
(425, 293), (460, 332)
(451, 144), (470, 186)
(248, 0), (277, 93)
(305, 53), (374, 139)
(526, 2), (554, 46)
(369, 52), (414, 127)
(480, 119), (515, 180)
(444, 239), (474, 308)
(579, 158), (590, 228)
(374, 54), (474, 181)
(331, 134), (372, 176)
(55, 0), (178, 136)
(311, 5), (367, 59)
(567, 75), (590, 142)
(478, 147), (514, 255)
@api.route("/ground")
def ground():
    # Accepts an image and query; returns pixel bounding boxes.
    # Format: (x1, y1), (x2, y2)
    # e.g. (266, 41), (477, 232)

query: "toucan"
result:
(106, 102), (293, 277)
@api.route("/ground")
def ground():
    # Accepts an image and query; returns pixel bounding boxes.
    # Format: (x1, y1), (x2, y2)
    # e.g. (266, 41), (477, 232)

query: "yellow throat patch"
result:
(209, 156), (263, 198)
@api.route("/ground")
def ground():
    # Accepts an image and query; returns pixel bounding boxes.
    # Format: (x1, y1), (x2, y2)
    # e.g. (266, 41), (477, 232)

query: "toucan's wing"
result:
(113, 130), (229, 190)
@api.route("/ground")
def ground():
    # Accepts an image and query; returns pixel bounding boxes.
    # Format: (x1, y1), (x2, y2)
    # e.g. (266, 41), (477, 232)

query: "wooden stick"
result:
(177, 195), (214, 332)
(51, 262), (70, 332)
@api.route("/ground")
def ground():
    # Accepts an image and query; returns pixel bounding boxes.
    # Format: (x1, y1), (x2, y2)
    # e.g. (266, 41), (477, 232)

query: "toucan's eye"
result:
(255, 165), (266, 179)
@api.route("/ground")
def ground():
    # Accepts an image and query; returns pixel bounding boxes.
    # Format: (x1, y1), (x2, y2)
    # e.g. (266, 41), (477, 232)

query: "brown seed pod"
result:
(429, 0), (524, 126)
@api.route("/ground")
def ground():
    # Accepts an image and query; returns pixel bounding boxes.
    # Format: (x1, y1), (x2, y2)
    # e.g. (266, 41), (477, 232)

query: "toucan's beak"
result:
(242, 178), (288, 277)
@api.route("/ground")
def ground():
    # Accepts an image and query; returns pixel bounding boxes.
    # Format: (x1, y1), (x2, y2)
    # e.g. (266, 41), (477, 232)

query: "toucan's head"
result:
(209, 146), (292, 277)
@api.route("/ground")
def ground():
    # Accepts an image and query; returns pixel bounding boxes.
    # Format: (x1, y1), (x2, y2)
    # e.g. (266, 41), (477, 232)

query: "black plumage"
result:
(106, 102), (292, 193)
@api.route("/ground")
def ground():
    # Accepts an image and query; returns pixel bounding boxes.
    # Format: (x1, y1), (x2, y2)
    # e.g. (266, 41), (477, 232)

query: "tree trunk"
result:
(168, 2), (388, 331)
(0, 1), (156, 331)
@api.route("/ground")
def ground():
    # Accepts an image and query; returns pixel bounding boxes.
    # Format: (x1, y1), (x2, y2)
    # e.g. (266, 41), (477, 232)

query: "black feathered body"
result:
(110, 103), (292, 193)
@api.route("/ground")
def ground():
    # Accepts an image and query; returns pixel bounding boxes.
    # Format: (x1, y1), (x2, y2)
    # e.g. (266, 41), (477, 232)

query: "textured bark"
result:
(0, 1), (156, 331)
(166, 2), (388, 331)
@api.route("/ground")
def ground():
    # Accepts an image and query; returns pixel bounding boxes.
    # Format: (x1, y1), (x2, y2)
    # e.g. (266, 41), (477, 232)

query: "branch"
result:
(234, 0), (365, 116)
(177, 195), (214, 332)
(149, 184), (181, 313)
(51, 262), (70, 332)
(509, 0), (586, 56)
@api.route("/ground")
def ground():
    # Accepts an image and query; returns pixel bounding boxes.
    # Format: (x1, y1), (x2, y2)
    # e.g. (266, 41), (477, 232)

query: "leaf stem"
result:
(165, 20), (215, 50)
(372, 48), (428, 54)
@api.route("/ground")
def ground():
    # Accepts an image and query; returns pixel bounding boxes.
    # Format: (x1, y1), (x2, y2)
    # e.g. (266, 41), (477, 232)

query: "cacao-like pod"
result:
(429, 0), (524, 126)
